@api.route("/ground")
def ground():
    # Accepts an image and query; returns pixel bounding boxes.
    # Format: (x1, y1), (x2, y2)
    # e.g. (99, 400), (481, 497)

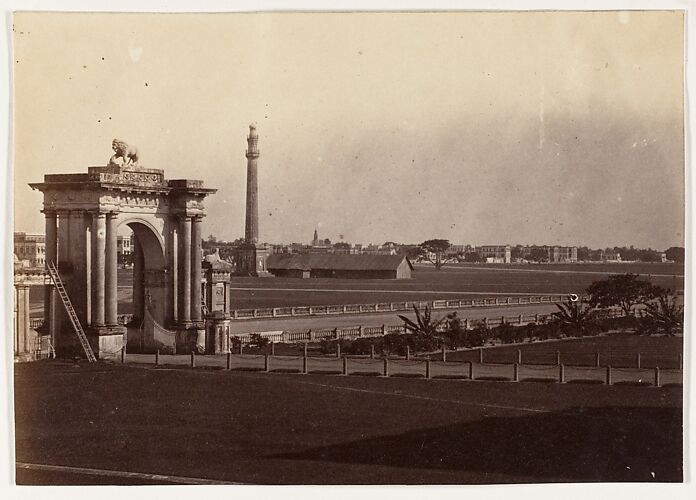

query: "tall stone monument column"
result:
(237, 124), (270, 276)
(245, 124), (260, 244)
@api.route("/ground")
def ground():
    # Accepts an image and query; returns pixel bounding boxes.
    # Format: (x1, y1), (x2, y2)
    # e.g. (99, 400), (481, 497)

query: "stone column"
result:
(191, 216), (203, 322)
(91, 212), (106, 327)
(70, 210), (88, 325)
(43, 211), (58, 329)
(105, 213), (119, 326)
(170, 224), (178, 323)
(179, 216), (192, 323)
(23, 284), (31, 354)
(15, 284), (31, 355)
(85, 222), (91, 325)
(132, 236), (144, 321)
(57, 210), (71, 264)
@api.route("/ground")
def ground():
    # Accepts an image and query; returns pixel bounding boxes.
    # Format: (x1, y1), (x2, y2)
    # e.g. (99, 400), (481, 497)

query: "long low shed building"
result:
(266, 253), (413, 279)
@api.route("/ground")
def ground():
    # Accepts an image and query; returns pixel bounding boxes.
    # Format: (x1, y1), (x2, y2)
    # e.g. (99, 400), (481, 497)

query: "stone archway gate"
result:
(30, 163), (216, 359)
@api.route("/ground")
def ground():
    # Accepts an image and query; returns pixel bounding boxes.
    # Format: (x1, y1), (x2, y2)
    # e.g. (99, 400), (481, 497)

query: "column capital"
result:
(88, 210), (108, 219)
(176, 214), (193, 222)
(192, 214), (205, 222)
(41, 209), (58, 218)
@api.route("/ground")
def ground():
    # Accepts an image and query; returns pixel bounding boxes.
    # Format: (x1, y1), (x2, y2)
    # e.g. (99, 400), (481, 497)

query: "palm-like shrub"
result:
(397, 305), (447, 351)
(637, 291), (683, 336)
(553, 299), (598, 337)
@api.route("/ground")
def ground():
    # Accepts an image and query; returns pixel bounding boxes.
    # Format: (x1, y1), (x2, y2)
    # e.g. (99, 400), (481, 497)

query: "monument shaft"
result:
(245, 124), (260, 244)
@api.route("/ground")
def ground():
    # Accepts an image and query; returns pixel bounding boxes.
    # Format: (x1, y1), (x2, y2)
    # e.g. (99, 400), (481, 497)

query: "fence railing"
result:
(29, 318), (44, 329)
(230, 307), (630, 344)
(230, 294), (579, 320)
(123, 351), (682, 387)
(26, 294), (583, 330)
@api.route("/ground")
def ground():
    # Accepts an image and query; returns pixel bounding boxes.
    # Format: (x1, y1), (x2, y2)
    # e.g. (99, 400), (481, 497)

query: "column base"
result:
(88, 325), (127, 360)
(172, 322), (206, 354)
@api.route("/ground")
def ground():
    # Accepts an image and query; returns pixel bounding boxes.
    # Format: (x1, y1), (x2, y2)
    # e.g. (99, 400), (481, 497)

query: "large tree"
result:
(665, 246), (685, 263)
(418, 239), (456, 270)
(464, 251), (484, 263)
(528, 247), (548, 263)
(586, 273), (656, 316)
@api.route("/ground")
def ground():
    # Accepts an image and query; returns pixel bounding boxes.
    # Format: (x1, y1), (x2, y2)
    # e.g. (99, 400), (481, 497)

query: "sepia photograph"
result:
(5, 1), (690, 492)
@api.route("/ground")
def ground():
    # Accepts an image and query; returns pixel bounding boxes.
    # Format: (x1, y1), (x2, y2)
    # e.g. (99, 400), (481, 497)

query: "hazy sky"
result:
(12, 11), (684, 249)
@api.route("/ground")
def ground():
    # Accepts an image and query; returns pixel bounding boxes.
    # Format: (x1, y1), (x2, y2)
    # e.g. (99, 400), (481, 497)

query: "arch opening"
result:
(118, 221), (168, 348)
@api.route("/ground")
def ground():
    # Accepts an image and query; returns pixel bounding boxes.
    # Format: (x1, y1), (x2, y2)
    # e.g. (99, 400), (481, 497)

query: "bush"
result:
(596, 314), (638, 333)
(636, 292), (683, 336)
(230, 336), (242, 351)
(319, 338), (341, 354)
(248, 333), (270, 349)
(342, 337), (378, 356)
(381, 333), (409, 356)
(492, 321), (520, 344)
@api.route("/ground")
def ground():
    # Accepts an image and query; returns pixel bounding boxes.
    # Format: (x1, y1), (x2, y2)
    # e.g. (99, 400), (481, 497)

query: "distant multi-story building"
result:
(521, 245), (578, 263)
(549, 246), (578, 263)
(14, 232), (46, 268)
(117, 234), (134, 265)
(449, 244), (466, 255)
(602, 250), (622, 263)
(476, 245), (511, 264)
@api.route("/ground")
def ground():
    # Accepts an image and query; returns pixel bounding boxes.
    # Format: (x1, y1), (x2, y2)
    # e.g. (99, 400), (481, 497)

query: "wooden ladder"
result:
(46, 261), (97, 362)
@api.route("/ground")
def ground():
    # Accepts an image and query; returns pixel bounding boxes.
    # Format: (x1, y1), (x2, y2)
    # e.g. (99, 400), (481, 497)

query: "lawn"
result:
(222, 332), (684, 370)
(443, 333), (684, 369)
(14, 360), (682, 484)
(30, 262), (685, 313)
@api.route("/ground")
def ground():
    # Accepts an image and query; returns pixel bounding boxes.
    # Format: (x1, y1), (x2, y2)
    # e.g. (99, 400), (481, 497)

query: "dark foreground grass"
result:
(444, 333), (684, 369)
(15, 360), (682, 485)
(225, 333), (683, 369)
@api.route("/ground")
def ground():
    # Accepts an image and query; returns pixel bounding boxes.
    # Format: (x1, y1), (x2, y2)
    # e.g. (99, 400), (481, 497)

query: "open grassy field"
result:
(442, 333), (684, 369)
(28, 261), (684, 314)
(225, 332), (684, 370)
(225, 262), (684, 309)
(14, 360), (682, 484)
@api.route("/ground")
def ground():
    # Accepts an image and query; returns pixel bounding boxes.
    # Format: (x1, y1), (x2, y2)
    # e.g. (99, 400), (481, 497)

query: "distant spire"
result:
(313, 228), (319, 244)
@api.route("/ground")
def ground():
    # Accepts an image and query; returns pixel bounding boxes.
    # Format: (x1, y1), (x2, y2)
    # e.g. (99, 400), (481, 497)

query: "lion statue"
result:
(108, 138), (140, 167)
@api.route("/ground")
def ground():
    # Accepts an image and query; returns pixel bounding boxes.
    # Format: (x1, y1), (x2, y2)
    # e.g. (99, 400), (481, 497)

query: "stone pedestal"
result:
(88, 325), (127, 360)
(204, 311), (231, 354)
(173, 323), (205, 353)
(235, 243), (271, 277)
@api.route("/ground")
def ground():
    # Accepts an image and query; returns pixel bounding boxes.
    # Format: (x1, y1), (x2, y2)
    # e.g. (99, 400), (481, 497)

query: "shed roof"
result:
(266, 253), (413, 272)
